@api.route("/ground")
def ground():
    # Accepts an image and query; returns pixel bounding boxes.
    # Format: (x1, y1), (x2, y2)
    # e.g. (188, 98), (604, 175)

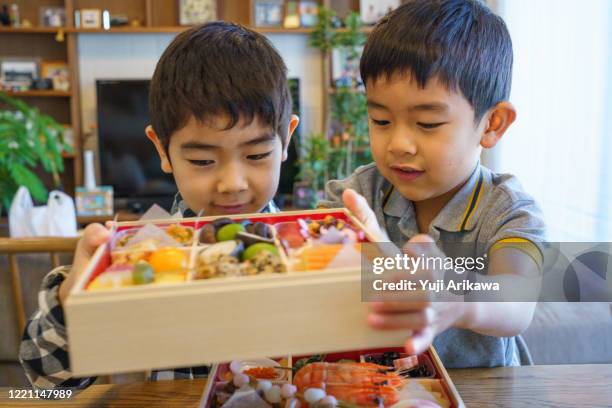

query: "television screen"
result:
(96, 79), (176, 211)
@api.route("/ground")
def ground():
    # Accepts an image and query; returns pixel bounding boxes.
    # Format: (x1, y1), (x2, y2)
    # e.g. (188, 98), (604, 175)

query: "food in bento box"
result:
(294, 244), (362, 271)
(298, 215), (363, 244)
(88, 265), (134, 290)
(194, 241), (285, 279)
(207, 348), (453, 408)
(166, 223), (194, 244)
(364, 352), (434, 379)
(114, 223), (193, 248)
(132, 261), (154, 285)
(149, 247), (188, 272)
(87, 211), (371, 292)
(194, 219), (285, 280)
(293, 362), (403, 407)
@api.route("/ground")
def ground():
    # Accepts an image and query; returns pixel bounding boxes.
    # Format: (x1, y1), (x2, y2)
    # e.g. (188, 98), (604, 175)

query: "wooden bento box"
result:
(65, 209), (410, 377)
(199, 346), (464, 407)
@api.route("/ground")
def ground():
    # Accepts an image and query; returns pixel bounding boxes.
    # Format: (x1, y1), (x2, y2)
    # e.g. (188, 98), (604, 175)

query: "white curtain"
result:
(487, 0), (612, 241)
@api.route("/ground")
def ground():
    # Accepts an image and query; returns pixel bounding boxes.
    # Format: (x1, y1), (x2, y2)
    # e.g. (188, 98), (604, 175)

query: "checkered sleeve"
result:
(19, 267), (97, 391)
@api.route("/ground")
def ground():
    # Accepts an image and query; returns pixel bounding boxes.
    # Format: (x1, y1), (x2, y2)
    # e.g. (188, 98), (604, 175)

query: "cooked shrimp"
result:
(293, 362), (403, 407)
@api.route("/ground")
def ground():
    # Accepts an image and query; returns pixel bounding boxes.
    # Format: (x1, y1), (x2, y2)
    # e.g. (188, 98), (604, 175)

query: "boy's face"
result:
(147, 114), (298, 216)
(366, 73), (488, 203)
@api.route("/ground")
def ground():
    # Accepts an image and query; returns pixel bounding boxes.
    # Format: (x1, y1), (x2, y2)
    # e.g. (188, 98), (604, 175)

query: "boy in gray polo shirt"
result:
(319, 0), (545, 368)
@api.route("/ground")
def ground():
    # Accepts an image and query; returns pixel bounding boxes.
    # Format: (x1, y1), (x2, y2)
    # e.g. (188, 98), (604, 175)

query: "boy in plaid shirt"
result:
(19, 21), (299, 390)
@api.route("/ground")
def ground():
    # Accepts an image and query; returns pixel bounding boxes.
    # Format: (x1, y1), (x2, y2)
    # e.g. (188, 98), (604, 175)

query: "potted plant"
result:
(0, 91), (72, 214)
(295, 132), (329, 208)
(297, 7), (370, 206)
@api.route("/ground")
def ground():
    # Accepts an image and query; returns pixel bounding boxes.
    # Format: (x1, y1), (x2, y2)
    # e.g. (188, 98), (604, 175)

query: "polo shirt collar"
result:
(431, 164), (485, 232)
(380, 163), (486, 234)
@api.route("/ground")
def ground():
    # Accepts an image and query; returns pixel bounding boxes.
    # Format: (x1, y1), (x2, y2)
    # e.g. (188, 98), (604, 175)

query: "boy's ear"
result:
(282, 115), (300, 161)
(145, 125), (173, 173)
(480, 102), (516, 149)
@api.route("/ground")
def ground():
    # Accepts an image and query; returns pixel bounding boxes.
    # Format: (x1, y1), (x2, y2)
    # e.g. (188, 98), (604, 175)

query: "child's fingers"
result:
(81, 223), (111, 255)
(370, 300), (431, 313)
(73, 224), (111, 267)
(405, 327), (435, 355)
(342, 189), (372, 223)
(60, 224), (110, 305)
(368, 309), (432, 331)
(342, 189), (388, 241)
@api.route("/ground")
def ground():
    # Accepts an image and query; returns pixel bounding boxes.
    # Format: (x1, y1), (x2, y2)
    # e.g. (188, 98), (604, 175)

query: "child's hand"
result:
(58, 223), (111, 306)
(342, 189), (389, 242)
(367, 234), (469, 355)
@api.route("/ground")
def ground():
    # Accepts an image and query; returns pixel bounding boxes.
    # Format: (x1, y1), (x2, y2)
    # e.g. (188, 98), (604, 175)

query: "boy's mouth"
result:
(213, 202), (250, 214)
(390, 165), (424, 181)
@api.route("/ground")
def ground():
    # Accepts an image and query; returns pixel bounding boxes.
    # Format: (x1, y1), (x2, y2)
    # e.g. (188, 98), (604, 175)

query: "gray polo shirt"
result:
(318, 162), (546, 368)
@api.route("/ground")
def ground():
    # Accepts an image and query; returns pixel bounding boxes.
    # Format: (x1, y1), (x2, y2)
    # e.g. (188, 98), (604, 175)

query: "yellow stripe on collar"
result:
(459, 169), (484, 231)
(382, 186), (394, 209)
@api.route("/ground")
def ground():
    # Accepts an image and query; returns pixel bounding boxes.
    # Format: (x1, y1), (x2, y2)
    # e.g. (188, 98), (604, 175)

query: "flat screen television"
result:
(96, 78), (301, 213)
(97, 79), (176, 212)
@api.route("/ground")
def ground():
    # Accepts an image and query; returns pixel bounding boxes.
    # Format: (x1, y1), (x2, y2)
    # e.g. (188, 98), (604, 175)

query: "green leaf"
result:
(9, 163), (49, 203)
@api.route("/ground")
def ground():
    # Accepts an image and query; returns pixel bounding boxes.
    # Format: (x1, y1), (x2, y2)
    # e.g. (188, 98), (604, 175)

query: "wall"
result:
(77, 32), (324, 152)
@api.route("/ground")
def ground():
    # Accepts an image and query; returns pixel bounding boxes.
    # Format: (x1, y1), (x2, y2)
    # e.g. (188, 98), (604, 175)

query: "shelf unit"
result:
(1, 0), (369, 199)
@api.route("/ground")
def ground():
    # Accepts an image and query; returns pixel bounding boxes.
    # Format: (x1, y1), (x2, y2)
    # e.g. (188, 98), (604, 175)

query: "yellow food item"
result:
(166, 224), (193, 244)
(88, 270), (134, 290)
(149, 247), (188, 273)
(154, 271), (187, 284)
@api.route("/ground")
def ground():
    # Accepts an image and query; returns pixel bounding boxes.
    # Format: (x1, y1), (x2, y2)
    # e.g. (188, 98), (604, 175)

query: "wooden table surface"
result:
(1, 364), (611, 407)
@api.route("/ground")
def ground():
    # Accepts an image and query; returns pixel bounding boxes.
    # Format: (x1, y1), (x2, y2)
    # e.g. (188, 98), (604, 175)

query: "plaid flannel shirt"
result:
(19, 196), (279, 390)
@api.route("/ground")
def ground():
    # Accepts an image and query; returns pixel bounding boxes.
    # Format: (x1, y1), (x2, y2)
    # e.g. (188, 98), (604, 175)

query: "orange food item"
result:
(295, 244), (361, 271)
(243, 366), (278, 379)
(293, 362), (402, 407)
(148, 247), (188, 273)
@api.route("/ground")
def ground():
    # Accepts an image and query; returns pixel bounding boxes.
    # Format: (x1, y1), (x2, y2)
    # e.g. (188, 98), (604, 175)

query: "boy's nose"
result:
(217, 164), (248, 193)
(387, 128), (418, 156)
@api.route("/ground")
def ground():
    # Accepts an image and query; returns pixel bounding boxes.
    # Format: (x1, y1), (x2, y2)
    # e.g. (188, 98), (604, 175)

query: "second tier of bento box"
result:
(64, 209), (409, 377)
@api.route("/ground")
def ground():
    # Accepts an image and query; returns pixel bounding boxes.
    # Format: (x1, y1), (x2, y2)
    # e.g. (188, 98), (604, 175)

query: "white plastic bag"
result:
(9, 186), (78, 237)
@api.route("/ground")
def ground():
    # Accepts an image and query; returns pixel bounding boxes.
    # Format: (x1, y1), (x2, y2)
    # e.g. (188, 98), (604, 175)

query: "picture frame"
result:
(299, 0), (318, 27)
(41, 60), (70, 91)
(253, 0), (284, 28)
(283, 1), (300, 29)
(81, 9), (101, 29)
(39, 6), (66, 27)
(360, 0), (400, 25)
(179, 0), (217, 25)
(76, 186), (114, 216)
(0, 57), (40, 89)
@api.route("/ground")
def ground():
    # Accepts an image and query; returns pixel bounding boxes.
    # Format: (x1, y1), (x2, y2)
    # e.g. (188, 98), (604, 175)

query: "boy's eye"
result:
(417, 122), (446, 129)
(188, 159), (214, 167)
(370, 118), (390, 126)
(247, 151), (273, 161)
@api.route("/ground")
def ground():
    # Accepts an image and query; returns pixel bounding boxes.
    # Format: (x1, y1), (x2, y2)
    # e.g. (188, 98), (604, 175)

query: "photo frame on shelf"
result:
(360, 0), (400, 25)
(81, 9), (101, 28)
(253, 0), (284, 28)
(0, 57), (40, 90)
(179, 0), (217, 25)
(41, 61), (70, 92)
(76, 186), (114, 216)
(283, 1), (300, 28)
(299, 0), (319, 27)
(39, 6), (66, 27)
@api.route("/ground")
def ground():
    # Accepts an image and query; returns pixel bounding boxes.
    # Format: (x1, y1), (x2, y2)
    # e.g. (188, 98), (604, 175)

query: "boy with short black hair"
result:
(20, 21), (299, 389)
(320, 0), (545, 367)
